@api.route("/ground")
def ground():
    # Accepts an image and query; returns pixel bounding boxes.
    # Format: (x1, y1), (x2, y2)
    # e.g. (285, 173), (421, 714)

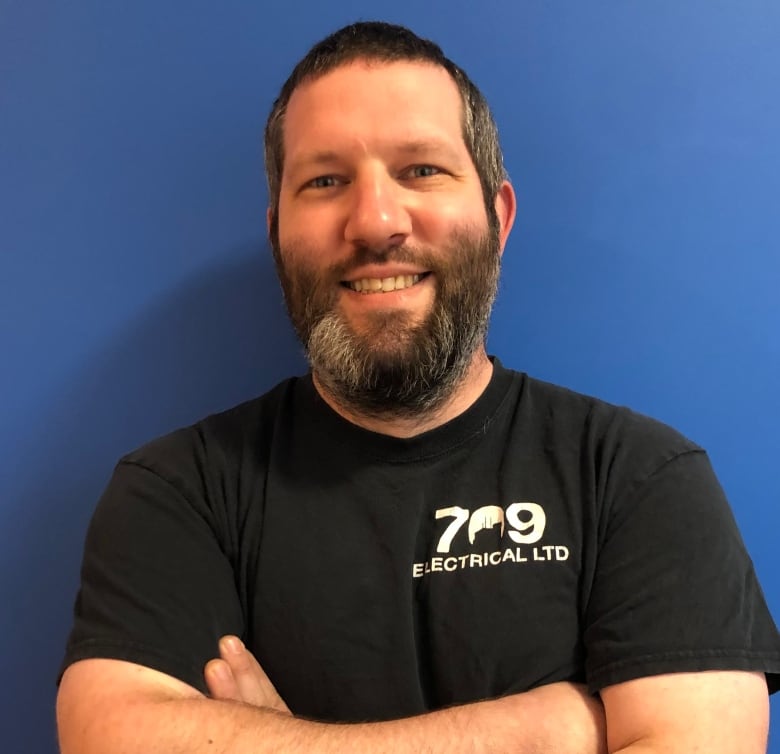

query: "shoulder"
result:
(115, 376), (302, 501)
(499, 366), (705, 486)
(523, 370), (696, 439)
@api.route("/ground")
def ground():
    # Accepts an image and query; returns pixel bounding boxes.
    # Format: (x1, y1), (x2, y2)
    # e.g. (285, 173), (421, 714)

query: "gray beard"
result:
(275, 227), (501, 421)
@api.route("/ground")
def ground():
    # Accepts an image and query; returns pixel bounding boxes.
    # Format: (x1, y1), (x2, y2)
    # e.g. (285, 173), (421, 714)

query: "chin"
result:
(345, 308), (430, 342)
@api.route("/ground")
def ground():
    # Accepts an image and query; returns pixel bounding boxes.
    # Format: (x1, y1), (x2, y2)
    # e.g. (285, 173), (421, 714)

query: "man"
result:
(57, 21), (779, 754)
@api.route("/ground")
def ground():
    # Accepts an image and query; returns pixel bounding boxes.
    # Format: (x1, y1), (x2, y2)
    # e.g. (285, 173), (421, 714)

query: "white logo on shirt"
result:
(412, 502), (569, 578)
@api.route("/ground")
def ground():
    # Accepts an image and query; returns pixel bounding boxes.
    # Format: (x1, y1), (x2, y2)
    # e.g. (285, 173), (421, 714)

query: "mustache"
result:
(329, 244), (439, 280)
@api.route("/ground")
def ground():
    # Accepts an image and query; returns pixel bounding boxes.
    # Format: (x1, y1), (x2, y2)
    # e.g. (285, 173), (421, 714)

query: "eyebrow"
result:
(286, 139), (463, 174)
(392, 139), (462, 161)
(286, 150), (342, 170)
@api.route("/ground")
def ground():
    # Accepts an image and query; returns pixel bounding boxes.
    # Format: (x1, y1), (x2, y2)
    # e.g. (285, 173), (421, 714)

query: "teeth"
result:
(348, 274), (421, 294)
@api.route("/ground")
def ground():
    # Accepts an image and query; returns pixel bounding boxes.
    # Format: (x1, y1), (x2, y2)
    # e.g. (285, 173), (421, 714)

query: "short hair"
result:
(264, 21), (507, 235)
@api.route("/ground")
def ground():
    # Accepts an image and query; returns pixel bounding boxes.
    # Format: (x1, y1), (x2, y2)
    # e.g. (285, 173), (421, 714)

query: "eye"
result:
(305, 175), (341, 189)
(407, 165), (441, 179)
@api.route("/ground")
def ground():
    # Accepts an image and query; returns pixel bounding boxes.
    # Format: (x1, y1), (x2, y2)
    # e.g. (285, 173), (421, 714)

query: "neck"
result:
(311, 349), (494, 438)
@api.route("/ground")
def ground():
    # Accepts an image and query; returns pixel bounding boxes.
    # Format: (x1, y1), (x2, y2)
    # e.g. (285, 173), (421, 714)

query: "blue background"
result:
(1, 1), (778, 751)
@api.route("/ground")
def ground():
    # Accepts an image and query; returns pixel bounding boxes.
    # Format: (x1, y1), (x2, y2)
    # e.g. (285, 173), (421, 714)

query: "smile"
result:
(345, 273), (427, 294)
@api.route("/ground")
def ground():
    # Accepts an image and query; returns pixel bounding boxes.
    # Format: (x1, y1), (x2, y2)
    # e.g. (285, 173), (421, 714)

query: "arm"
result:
(204, 638), (772, 754)
(601, 670), (769, 753)
(56, 645), (607, 754)
(580, 445), (776, 751)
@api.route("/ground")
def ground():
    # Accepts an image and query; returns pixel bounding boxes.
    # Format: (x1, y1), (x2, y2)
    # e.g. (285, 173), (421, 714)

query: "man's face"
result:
(272, 60), (511, 416)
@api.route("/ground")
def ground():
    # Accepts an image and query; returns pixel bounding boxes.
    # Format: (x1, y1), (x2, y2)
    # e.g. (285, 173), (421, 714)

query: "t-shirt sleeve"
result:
(59, 449), (245, 694)
(584, 447), (780, 694)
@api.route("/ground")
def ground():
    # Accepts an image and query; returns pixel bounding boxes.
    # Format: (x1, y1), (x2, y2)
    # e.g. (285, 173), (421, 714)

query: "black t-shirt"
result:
(61, 360), (780, 721)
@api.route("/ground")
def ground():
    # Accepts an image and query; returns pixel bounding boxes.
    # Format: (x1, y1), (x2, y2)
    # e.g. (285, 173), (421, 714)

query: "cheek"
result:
(412, 192), (489, 239)
(277, 203), (344, 252)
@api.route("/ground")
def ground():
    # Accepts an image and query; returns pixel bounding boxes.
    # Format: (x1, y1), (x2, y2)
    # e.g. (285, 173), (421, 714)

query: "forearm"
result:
(60, 687), (605, 754)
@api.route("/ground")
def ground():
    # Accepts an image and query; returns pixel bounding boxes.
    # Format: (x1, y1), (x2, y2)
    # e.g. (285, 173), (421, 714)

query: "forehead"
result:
(282, 61), (466, 163)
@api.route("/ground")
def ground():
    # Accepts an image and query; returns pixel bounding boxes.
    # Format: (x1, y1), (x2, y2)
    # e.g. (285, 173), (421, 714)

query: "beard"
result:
(272, 225), (501, 420)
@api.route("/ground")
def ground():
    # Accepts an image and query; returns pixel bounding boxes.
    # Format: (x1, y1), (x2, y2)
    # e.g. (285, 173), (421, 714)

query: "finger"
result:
(204, 658), (241, 702)
(219, 635), (271, 706)
(219, 635), (291, 713)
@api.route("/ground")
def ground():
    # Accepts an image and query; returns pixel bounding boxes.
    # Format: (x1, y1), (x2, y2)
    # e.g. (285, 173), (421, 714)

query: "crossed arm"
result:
(56, 636), (770, 754)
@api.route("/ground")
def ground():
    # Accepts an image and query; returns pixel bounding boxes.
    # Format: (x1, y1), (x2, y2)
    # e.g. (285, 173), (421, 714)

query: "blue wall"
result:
(1, 2), (777, 751)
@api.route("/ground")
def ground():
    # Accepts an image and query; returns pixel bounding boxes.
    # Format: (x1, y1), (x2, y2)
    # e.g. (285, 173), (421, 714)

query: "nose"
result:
(343, 168), (412, 251)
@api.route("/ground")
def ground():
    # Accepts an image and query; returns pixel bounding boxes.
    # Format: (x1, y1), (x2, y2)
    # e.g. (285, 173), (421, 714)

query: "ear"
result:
(493, 180), (516, 255)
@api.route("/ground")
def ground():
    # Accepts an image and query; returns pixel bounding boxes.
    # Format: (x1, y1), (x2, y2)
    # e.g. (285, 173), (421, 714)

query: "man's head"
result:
(265, 21), (508, 242)
(265, 22), (516, 421)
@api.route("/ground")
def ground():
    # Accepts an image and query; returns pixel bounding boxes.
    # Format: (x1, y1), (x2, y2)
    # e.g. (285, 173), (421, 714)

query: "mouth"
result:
(342, 272), (430, 295)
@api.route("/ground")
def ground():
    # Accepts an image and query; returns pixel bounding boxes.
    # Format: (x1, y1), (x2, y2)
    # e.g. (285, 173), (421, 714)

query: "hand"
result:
(204, 635), (291, 715)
